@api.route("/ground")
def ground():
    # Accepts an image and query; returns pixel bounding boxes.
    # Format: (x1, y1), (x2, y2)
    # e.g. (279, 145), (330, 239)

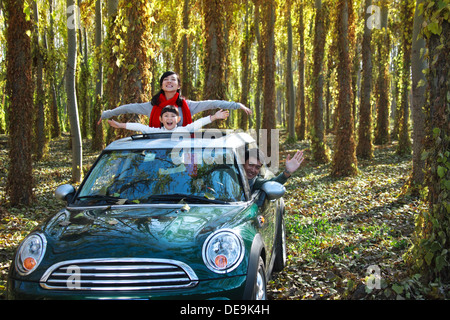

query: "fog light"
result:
(23, 257), (37, 271)
(215, 255), (228, 268)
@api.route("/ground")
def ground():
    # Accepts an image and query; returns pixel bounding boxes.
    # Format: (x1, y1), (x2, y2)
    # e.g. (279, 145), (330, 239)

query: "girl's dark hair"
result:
(160, 106), (179, 117)
(151, 71), (184, 108)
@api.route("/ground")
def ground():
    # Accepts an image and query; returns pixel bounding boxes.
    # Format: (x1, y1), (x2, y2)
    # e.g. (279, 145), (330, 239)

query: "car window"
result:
(76, 148), (245, 205)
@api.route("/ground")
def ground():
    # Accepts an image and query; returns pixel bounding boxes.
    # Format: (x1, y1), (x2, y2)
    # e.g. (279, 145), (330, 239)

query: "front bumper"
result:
(7, 275), (248, 300)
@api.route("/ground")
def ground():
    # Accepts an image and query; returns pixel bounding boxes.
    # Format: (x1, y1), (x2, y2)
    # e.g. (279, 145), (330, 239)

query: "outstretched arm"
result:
(107, 119), (161, 134)
(97, 102), (152, 125)
(210, 109), (229, 122)
(237, 103), (252, 115)
(107, 119), (126, 129)
(178, 109), (230, 132)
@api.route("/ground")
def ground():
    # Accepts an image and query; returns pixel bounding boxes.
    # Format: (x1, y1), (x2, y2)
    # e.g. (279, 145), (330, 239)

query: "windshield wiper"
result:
(76, 195), (131, 205)
(145, 194), (229, 204)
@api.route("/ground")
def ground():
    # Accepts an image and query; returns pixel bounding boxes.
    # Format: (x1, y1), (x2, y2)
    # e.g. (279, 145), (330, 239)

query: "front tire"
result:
(252, 257), (267, 300)
(273, 215), (286, 272)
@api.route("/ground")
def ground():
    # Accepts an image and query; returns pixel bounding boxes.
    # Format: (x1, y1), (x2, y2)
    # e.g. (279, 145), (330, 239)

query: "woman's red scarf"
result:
(149, 93), (192, 128)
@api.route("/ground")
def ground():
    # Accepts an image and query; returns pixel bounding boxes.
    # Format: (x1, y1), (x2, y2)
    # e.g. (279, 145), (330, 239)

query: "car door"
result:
(252, 190), (277, 264)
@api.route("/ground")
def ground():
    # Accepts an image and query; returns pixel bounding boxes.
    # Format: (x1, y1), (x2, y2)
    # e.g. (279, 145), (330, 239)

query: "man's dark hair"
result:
(245, 148), (266, 164)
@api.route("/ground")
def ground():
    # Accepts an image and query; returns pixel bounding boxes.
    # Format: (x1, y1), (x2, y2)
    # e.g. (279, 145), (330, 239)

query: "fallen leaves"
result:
(268, 140), (439, 300)
(0, 135), (99, 298)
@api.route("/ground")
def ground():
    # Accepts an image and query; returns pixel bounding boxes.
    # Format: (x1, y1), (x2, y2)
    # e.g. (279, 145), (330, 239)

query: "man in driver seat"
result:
(243, 148), (304, 192)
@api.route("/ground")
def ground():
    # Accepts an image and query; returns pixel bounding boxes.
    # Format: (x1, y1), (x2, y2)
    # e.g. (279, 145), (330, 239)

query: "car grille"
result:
(40, 258), (198, 291)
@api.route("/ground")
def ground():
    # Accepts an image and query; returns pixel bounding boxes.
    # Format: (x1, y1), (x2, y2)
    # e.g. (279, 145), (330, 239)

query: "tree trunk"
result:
(254, 0), (263, 133)
(296, 0), (306, 141)
(47, 0), (60, 139)
(261, 0), (277, 163)
(5, 0), (35, 205)
(311, 0), (328, 163)
(357, 0), (374, 159)
(32, 0), (47, 161)
(410, 0), (426, 187)
(374, 1), (390, 145)
(422, 7), (450, 282)
(121, 1), (152, 106)
(79, 27), (90, 140)
(104, 0), (120, 145)
(239, 0), (250, 131)
(113, 0), (153, 139)
(286, 1), (296, 141)
(91, 0), (104, 151)
(409, 6), (450, 283)
(396, 0), (413, 155)
(182, 0), (191, 98)
(66, 0), (83, 182)
(331, 0), (357, 177)
(203, 0), (226, 101)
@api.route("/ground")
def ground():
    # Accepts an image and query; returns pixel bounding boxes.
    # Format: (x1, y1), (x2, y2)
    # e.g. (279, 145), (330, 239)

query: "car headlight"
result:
(202, 229), (244, 273)
(15, 233), (47, 276)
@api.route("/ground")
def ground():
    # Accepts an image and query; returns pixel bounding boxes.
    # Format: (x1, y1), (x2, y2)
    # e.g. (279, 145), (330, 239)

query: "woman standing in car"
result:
(98, 71), (251, 127)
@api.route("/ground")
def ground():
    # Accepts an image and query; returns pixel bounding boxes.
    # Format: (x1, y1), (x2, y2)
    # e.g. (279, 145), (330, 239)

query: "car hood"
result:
(42, 204), (253, 260)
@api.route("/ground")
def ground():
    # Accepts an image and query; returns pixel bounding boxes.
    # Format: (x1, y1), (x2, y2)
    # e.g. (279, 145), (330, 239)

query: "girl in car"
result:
(107, 106), (229, 133)
(98, 71), (250, 127)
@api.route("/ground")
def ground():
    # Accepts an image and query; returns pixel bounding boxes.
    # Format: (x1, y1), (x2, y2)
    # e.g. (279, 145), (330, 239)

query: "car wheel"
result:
(273, 215), (286, 272)
(252, 257), (267, 300)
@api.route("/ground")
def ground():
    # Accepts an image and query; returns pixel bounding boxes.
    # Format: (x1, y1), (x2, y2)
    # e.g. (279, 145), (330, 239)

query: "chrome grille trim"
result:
(40, 258), (199, 291)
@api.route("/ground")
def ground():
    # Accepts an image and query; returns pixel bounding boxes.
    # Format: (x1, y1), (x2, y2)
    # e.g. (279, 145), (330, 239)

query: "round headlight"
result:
(202, 229), (244, 273)
(15, 233), (47, 276)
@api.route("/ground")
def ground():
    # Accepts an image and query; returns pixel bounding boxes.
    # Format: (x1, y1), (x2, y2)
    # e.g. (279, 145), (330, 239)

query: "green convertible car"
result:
(7, 130), (286, 300)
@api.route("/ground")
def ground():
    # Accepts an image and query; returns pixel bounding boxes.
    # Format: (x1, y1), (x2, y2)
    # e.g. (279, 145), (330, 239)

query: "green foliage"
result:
(404, 0), (450, 285)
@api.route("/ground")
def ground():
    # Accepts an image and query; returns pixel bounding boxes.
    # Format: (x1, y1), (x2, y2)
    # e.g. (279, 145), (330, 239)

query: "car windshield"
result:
(75, 148), (245, 205)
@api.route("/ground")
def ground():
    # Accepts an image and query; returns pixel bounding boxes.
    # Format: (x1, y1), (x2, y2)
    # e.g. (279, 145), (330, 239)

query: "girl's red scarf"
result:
(149, 93), (192, 128)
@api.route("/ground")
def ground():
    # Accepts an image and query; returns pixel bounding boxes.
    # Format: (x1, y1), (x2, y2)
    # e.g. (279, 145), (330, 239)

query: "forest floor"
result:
(0, 132), (445, 300)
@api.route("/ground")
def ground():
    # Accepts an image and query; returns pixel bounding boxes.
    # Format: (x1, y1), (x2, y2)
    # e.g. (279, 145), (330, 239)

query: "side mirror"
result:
(260, 181), (286, 200)
(55, 184), (76, 203)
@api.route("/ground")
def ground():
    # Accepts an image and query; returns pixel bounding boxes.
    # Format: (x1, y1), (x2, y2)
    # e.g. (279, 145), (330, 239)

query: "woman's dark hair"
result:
(151, 71), (184, 108)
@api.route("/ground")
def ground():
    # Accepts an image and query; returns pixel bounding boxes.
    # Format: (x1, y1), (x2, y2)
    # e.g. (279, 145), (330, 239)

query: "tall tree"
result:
(296, 0), (306, 141)
(122, 1), (153, 105)
(261, 0), (277, 161)
(239, 0), (251, 131)
(410, 0), (427, 187)
(310, 0), (329, 164)
(203, 0), (226, 101)
(357, 0), (374, 159)
(103, 0), (120, 144)
(181, 0), (191, 98)
(373, 0), (390, 145)
(253, 0), (263, 132)
(91, 0), (104, 151)
(47, 0), (60, 139)
(32, 0), (48, 161)
(409, 0), (449, 283)
(286, 0), (296, 141)
(66, 0), (83, 182)
(5, 0), (34, 205)
(396, 0), (414, 155)
(331, 0), (357, 177)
